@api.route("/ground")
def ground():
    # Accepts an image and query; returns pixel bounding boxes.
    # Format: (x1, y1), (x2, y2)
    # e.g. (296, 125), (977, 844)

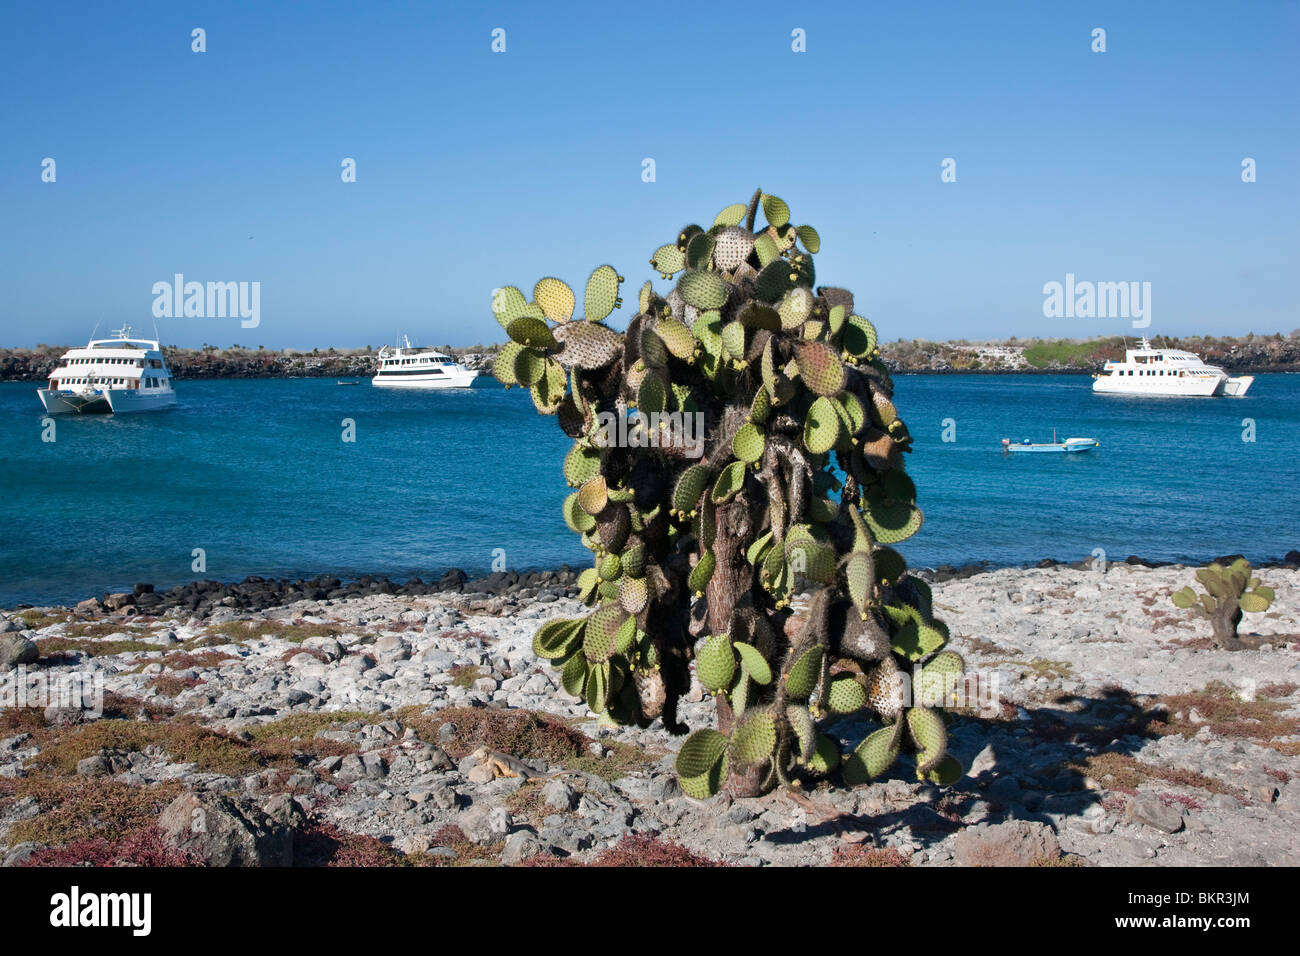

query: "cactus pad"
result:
(916, 650), (965, 707)
(494, 342), (524, 385)
(677, 729), (729, 798)
(697, 633), (736, 694)
(577, 475), (608, 515)
(864, 500), (924, 545)
(584, 265), (622, 322)
(512, 347), (546, 387)
(922, 754), (963, 786)
(730, 709), (777, 767)
(784, 646), (824, 701)
(712, 460), (748, 503)
(650, 243), (686, 278)
(732, 423), (766, 463)
(713, 203), (748, 227)
(795, 224), (821, 253)
(713, 226), (756, 271)
(754, 260), (796, 303)
(804, 734), (841, 775)
(827, 675), (868, 714)
(563, 442), (602, 487)
(843, 315), (877, 357)
(864, 656), (905, 719)
(803, 397), (842, 454)
(779, 287), (814, 331)
(733, 640), (772, 685)
(677, 728), (729, 778)
(760, 193), (790, 228)
(583, 604), (627, 662)
(672, 464), (711, 515)
(492, 286), (530, 329)
(907, 707), (948, 773)
(678, 270), (730, 310)
(842, 727), (899, 785)
(552, 320), (623, 369)
(655, 318), (697, 361)
(533, 277), (575, 323)
(795, 341), (846, 397)
(532, 617), (584, 660)
(688, 548), (716, 594)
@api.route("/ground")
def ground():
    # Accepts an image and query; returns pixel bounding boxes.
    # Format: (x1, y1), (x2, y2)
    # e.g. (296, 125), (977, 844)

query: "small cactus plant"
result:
(1171, 558), (1275, 650)
(495, 189), (965, 798)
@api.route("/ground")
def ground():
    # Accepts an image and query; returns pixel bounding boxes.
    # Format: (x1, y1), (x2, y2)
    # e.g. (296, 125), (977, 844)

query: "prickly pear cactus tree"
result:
(1171, 558), (1274, 650)
(494, 189), (967, 798)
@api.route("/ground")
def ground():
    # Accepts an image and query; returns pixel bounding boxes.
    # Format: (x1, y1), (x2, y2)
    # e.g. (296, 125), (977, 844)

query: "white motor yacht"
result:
(1092, 337), (1253, 397)
(372, 336), (478, 389)
(37, 326), (177, 414)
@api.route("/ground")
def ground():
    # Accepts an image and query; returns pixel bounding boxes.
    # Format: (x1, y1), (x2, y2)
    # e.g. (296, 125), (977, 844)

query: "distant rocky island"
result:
(3, 334), (1298, 382)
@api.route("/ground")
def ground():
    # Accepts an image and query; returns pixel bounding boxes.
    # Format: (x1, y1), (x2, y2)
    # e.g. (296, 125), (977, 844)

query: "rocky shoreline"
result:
(11, 549), (1299, 620)
(2, 560), (1298, 867)
(3, 335), (1297, 382)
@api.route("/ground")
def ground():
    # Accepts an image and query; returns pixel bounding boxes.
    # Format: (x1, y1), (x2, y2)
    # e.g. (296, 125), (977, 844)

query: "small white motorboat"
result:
(1002, 431), (1099, 454)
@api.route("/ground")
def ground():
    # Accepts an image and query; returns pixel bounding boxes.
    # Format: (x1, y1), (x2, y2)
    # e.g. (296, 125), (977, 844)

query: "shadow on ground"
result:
(760, 686), (1169, 851)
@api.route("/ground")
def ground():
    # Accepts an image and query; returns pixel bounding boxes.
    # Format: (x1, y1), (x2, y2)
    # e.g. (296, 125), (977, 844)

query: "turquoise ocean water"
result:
(1, 374), (1297, 607)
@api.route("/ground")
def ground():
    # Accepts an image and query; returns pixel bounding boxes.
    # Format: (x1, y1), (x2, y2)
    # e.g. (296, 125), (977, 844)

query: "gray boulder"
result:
(1125, 793), (1185, 834)
(2, 842), (44, 867)
(952, 819), (1061, 866)
(542, 778), (578, 811)
(500, 830), (548, 865)
(158, 792), (294, 866)
(76, 754), (109, 777)
(455, 803), (513, 844)
(0, 634), (38, 672)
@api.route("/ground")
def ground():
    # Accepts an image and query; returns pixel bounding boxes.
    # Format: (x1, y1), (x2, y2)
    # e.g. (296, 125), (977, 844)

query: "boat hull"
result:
(106, 389), (177, 413)
(1003, 438), (1099, 454)
(1092, 376), (1222, 397)
(1005, 445), (1096, 453)
(38, 389), (111, 415)
(371, 371), (479, 389)
(37, 387), (175, 415)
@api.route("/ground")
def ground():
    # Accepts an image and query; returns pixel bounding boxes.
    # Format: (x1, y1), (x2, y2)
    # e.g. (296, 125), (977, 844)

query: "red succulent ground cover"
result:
(22, 826), (199, 867)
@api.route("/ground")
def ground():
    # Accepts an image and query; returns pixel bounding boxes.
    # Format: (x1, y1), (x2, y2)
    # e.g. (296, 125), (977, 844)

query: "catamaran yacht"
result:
(372, 336), (479, 389)
(37, 326), (177, 414)
(1092, 337), (1253, 397)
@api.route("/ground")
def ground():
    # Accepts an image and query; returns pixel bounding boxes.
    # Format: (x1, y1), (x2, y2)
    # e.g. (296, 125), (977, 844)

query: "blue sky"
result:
(1, 0), (1296, 349)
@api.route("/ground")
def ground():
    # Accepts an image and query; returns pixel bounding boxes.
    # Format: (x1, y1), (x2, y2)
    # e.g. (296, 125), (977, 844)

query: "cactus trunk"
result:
(1209, 601), (1245, 650)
